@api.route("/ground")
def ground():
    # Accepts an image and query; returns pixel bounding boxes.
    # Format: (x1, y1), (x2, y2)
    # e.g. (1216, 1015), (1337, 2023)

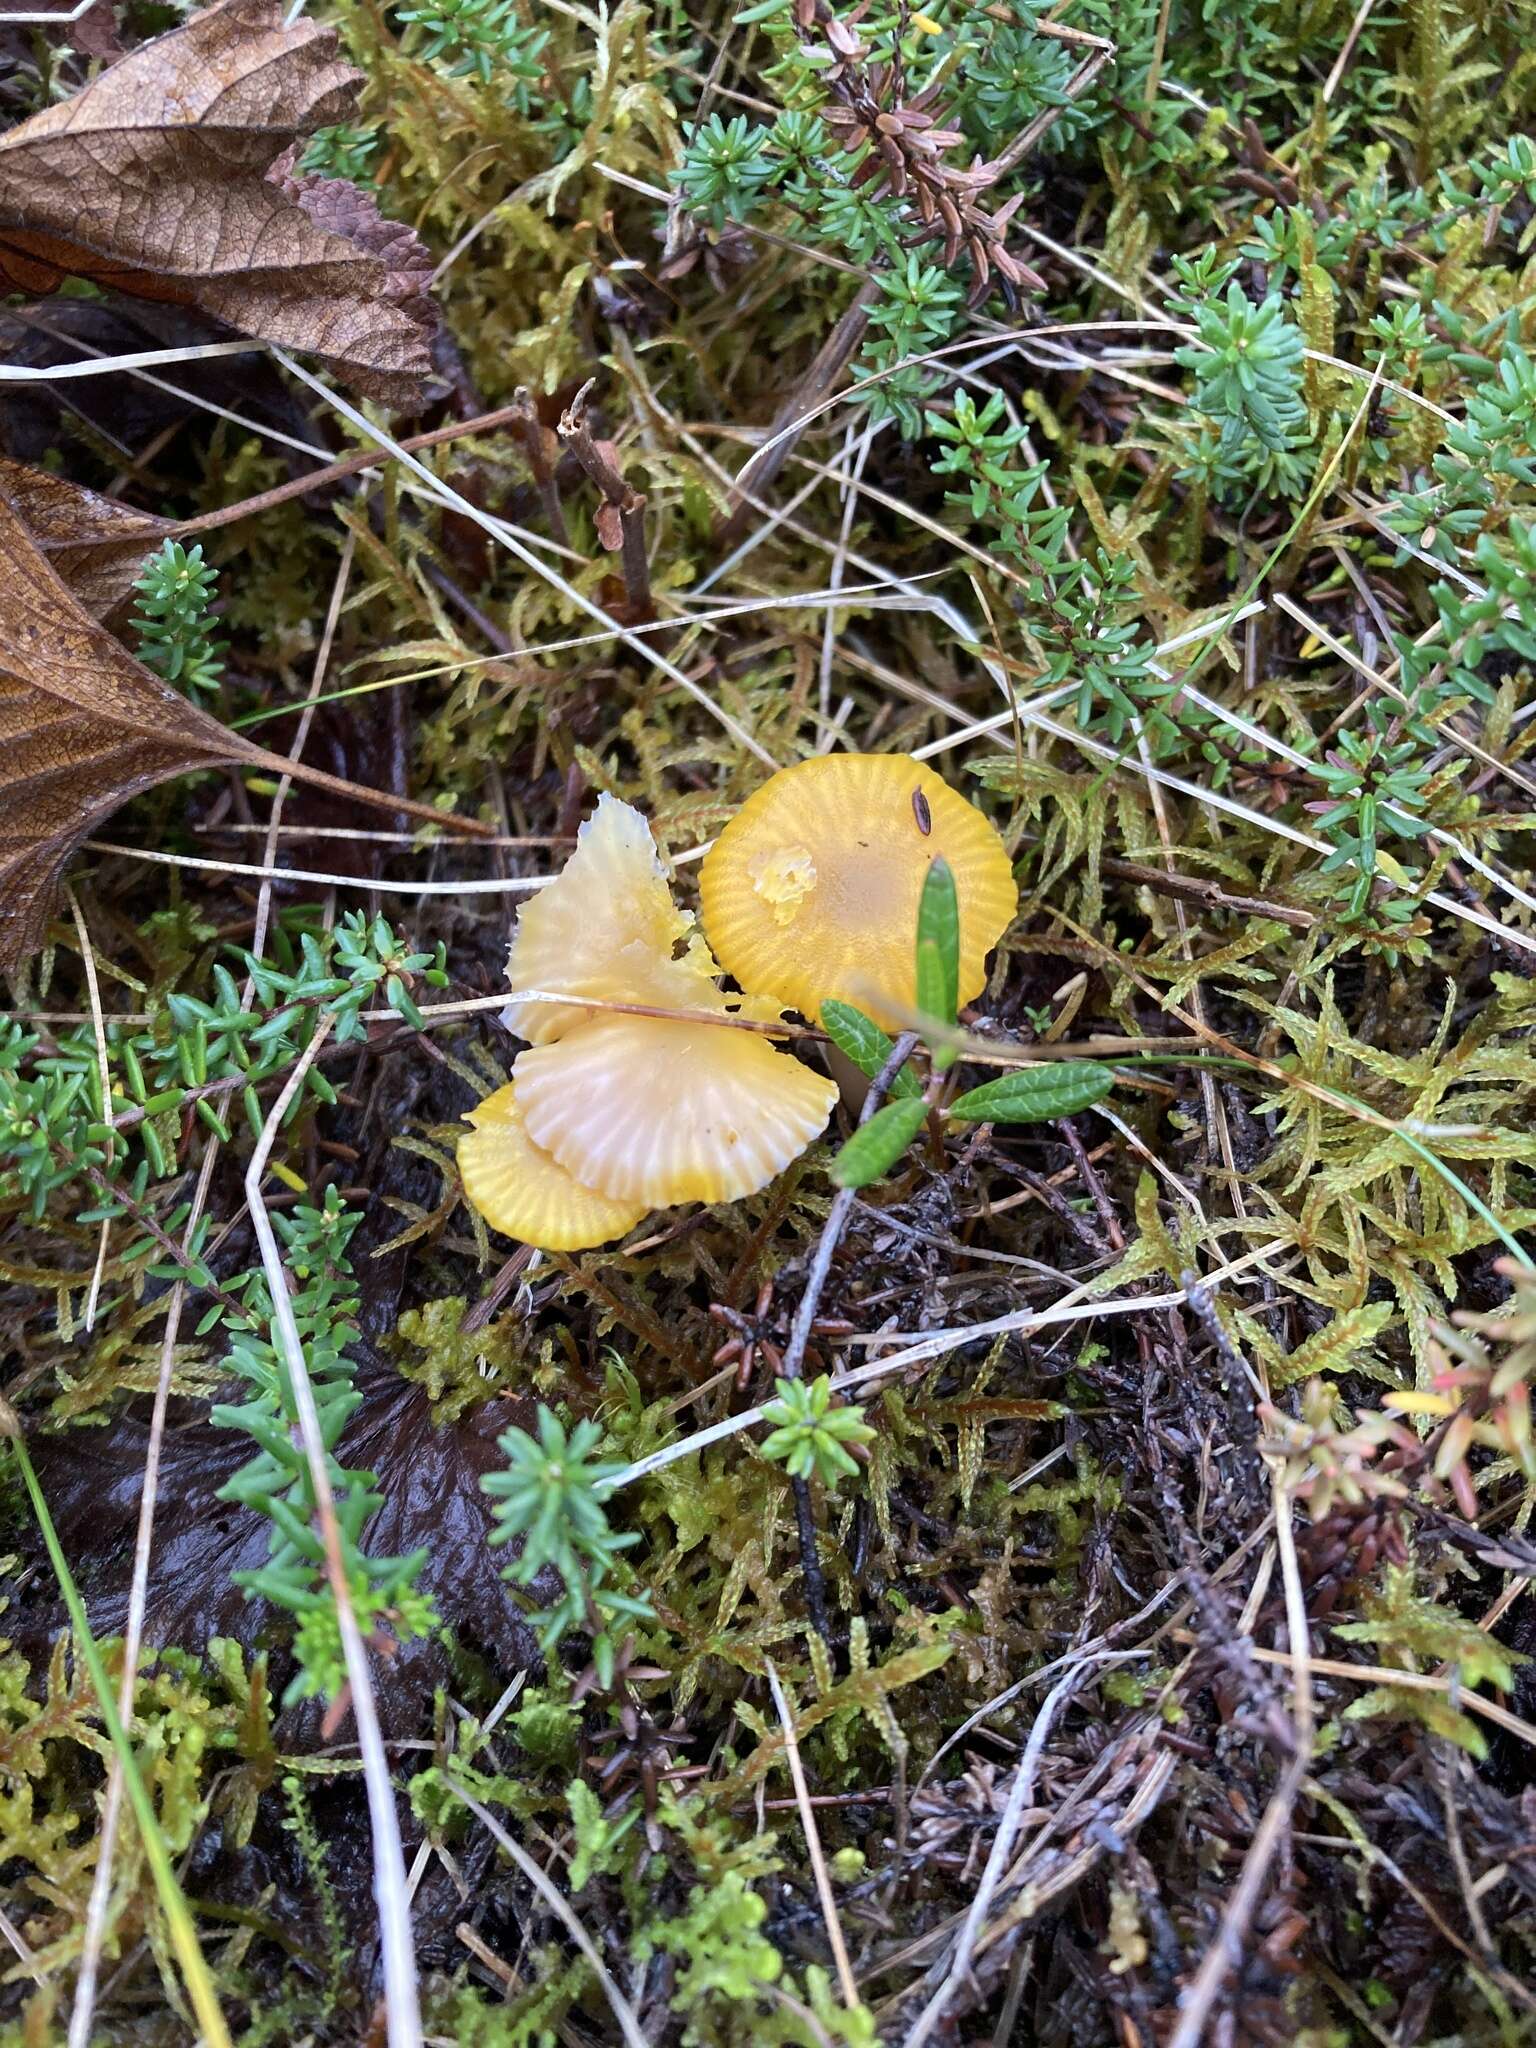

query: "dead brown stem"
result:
(558, 378), (652, 618)
(510, 384), (570, 547)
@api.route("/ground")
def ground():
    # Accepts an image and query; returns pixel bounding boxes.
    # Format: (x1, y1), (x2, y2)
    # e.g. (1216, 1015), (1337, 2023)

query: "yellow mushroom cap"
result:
(504, 793), (722, 1044)
(698, 755), (1017, 1028)
(459, 1083), (647, 1250)
(513, 1012), (837, 1207)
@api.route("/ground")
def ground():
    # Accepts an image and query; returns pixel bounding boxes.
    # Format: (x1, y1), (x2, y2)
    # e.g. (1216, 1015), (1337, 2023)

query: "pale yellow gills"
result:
(503, 792), (723, 1044)
(699, 754), (1017, 1029)
(513, 1012), (838, 1207)
(458, 1083), (647, 1250)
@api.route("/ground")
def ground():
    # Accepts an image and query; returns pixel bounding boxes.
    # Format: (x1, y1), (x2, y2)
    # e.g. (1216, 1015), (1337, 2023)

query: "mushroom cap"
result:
(504, 792), (722, 1044)
(698, 755), (1017, 1027)
(514, 1012), (838, 1207)
(459, 1083), (647, 1250)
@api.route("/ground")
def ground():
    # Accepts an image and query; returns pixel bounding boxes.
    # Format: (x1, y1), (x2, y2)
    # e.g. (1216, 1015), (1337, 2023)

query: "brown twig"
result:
(170, 400), (540, 541)
(461, 1244), (536, 1334)
(81, 1164), (247, 1324)
(984, 33), (1114, 180)
(558, 378), (652, 618)
(1099, 855), (1316, 931)
(509, 384), (569, 547)
(780, 1031), (920, 1648)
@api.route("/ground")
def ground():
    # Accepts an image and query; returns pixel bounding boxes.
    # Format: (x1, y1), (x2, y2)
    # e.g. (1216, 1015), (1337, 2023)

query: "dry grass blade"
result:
(902, 1650), (1151, 2048)
(7, 1431), (233, 2047)
(64, 889), (112, 1333)
(274, 351), (780, 767)
(243, 1023), (422, 2048)
(442, 1779), (651, 2048)
(764, 1659), (861, 2012)
(67, 1150), (220, 2048)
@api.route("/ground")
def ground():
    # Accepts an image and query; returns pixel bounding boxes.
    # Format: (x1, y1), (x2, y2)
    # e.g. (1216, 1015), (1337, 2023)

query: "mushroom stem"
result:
(780, 1031), (921, 1654)
(825, 1041), (873, 1117)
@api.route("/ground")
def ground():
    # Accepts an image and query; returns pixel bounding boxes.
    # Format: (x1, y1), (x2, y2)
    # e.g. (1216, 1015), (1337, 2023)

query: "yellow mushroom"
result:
(461, 794), (838, 1242)
(502, 791), (720, 1043)
(514, 1011), (837, 1207)
(698, 754), (1017, 1028)
(458, 1084), (647, 1251)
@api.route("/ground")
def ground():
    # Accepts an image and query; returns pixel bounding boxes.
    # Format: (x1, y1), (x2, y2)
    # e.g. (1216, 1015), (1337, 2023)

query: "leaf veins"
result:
(0, 0), (436, 404)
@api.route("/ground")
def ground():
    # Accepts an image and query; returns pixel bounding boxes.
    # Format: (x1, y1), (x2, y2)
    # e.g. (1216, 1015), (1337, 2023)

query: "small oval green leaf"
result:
(948, 1062), (1112, 1125)
(914, 856), (959, 1035)
(821, 999), (920, 1098)
(830, 1096), (929, 1188)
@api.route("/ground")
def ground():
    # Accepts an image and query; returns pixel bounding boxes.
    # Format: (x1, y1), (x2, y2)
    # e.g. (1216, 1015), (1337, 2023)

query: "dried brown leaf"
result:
(0, 456), (174, 616)
(0, 492), (485, 972)
(0, 0), (436, 403)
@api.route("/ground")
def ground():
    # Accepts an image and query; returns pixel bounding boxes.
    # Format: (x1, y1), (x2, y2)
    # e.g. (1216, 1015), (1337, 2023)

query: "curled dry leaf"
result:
(0, 492), (488, 974)
(0, 0), (436, 404)
(0, 455), (175, 616)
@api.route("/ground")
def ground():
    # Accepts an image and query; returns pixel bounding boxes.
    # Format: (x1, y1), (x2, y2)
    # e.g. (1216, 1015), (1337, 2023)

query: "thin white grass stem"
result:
(1174, 671), (1536, 926)
(69, 1141), (221, 2048)
(902, 1649), (1151, 2048)
(605, 1245), (1283, 1493)
(245, 1024), (421, 2048)
(1165, 1302), (1315, 2048)
(905, 602), (1267, 761)
(203, 824), (574, 846)
(1166, 1754), (1310, 2048)
(970, 697), (1534, 958)
(251, 535), (355, 965)
(1272, 589), (1536, 800)
(730, 326), (1179, 495)
(304, 570), (955, 709)
(691, 460), (852, 595)
(0, 1905), (42, 1980)
(0, 340), (259, 380)
(920, 1587), (1171, 1784)
(1324, 0), (1381, 98)
(444, 1780), (650, 2048)
(819, 419), (881, 745)
(652, 408), (1017, 704)
(765, 1661), (861, 2011)
(20, 314), (583, 564)
(273, 352), (777, 768)
(85, 842), (552, 894)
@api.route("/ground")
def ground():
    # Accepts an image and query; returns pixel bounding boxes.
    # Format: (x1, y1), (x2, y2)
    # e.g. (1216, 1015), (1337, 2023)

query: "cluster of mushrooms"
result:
(459, 754), (1018, 1251)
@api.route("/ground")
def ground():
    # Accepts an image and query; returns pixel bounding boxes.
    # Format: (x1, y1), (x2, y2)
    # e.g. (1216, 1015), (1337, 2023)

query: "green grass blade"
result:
(915, 857), (960, 1062)
(7, 1432), (233, 2048)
